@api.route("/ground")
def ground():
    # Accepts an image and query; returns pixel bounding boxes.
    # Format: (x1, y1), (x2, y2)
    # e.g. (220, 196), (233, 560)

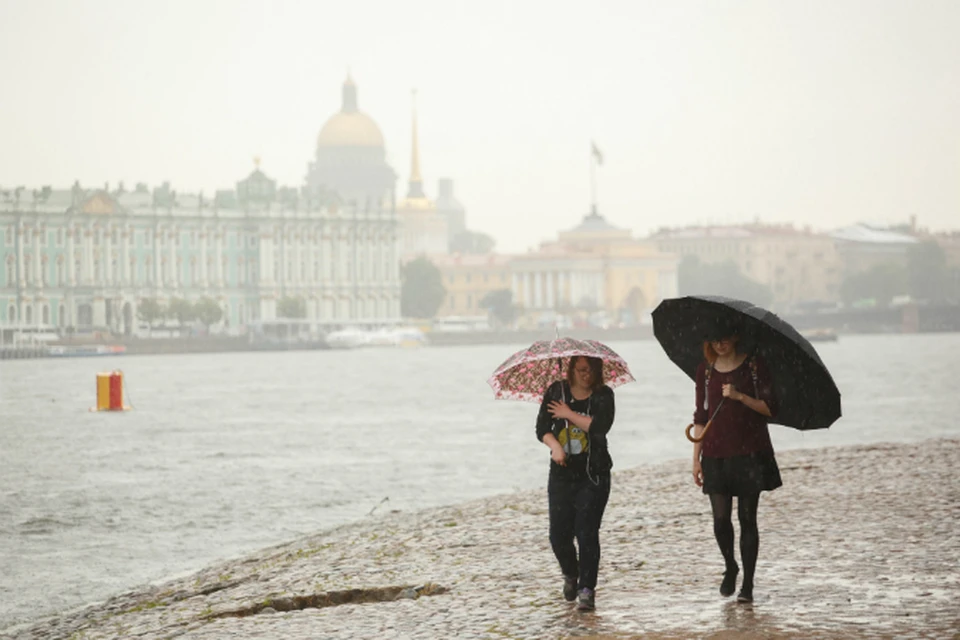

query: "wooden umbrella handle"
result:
(685, 420), (712, 443)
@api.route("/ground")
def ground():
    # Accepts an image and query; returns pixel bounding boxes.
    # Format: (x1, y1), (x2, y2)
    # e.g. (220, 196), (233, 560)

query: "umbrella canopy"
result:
(652, 295), (841, 430)
(487, 336), (634, 402)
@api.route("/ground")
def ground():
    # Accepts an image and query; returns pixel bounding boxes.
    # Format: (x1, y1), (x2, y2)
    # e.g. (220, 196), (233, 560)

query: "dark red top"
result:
(694, 355), (778, 459)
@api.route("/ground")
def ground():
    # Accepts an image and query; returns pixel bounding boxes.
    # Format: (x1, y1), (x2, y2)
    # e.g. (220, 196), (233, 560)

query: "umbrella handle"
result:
(685, 420), (713, 443)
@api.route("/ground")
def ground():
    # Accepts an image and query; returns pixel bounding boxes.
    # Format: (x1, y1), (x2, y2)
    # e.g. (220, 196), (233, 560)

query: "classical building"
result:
(0, 77), (402, 333)
(430, 253), (512, 317)
(511, 209), (680, 324)
(653, 223), (844, 305)
(829, 222), (919, 276)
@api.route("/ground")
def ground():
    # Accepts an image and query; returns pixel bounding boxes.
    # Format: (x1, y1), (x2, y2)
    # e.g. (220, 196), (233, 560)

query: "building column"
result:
(104, 226), (113, 287)
(167, 227), (177, 287)
(66, 226), (76, 286)
(33, 227), (43, 288)
(545, 271), (555, 309)
(153, 225), (161, 286)
(533, 272), (543, 309)
(93, 297), (106, 327)
(84, 225), (94, 285)
(121, 226), (130, 286)
(215, 226), (224, 287)
(199, 227), (208, 287)
(15, 222), (24, 287)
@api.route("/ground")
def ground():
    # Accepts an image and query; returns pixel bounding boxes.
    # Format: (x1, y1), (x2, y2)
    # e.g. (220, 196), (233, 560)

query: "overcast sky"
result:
(1, 0), (957, 252)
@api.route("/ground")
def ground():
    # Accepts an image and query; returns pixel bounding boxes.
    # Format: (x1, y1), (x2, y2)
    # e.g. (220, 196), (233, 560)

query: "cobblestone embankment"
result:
(10, 439), (959, 640)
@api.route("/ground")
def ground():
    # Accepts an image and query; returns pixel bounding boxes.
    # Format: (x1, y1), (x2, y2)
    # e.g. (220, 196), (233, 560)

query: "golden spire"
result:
(407, 88), (425, 198)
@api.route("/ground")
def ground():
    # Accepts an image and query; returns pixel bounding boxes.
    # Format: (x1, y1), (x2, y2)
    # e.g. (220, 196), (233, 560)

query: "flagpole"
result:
(590, 144), (597, 215)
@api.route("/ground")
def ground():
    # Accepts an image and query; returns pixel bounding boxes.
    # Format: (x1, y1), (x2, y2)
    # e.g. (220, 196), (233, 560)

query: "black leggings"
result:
(709, 493), (760, 589)
(548, 474), (611, 591)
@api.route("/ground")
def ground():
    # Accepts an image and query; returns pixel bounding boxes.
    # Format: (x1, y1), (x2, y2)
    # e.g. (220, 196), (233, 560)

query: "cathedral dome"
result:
(316, 76), (385, 148)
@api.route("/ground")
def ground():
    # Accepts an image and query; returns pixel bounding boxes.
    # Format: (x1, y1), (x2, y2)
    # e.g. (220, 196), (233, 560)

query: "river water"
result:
(1, 333), (956, 630)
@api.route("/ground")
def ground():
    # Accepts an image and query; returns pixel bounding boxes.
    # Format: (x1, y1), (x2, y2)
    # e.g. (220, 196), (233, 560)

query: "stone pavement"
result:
(9, 439), (959, 640)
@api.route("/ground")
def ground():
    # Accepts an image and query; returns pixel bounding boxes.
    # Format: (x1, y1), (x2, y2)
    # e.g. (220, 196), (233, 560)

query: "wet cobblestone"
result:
(9, 439), (959, 640)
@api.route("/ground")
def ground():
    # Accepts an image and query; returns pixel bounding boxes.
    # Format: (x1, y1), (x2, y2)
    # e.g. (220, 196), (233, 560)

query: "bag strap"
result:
(703, 362), (713, 411)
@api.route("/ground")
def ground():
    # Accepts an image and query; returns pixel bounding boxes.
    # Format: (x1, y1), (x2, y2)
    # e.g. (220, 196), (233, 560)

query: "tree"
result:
(193, 297), (223, 331)
(678, 256), (774, 307)
(906, 241), (948, 302)
(137, 298), (165, 335)
(166, 298), (195, 325)
(450, 230), (496, 254)
(277, 295), (307, 319)
(401, 257), (446, 319)
(480, 289), (518, 327)
(839, 263), (907, 307)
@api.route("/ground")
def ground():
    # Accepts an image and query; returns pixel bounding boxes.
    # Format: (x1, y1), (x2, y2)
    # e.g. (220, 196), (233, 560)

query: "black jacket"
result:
(535, 380), (615, 478)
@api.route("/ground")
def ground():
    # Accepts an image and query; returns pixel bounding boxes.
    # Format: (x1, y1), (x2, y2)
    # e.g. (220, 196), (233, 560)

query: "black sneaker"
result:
(576, 588), (595, 611)
(736, 587), (753, 603)
(563, 576), (578, 602)
(720, 566), (739, 597)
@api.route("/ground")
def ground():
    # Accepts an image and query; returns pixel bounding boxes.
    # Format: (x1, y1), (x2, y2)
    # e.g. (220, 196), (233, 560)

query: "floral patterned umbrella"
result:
(487, 337), (635, 402)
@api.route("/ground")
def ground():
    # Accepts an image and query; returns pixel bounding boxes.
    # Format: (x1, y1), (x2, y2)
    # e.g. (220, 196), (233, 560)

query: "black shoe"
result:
(720, 566), (739, 597)
(563, 576), (578, 602)
(736, 587), (753, 603)
(576, 588), (595, 611)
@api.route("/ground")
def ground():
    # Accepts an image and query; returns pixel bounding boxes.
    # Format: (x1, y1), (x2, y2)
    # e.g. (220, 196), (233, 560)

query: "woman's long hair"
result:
(703, 335), (741, 365)
(566, 355), (604, 391)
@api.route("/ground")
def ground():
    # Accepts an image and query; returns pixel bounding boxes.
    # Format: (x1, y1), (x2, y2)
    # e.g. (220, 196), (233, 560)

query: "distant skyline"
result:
(1, 0), (958, 252)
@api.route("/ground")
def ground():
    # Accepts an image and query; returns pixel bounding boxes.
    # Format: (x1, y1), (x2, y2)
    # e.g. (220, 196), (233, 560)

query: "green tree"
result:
(839, 263), (908, 307)
(193, 297), (223, 331)
(480, 289), (517, 327)
(137, 298), (165, 335)
(678, 256), (774, 307)
(277, 296), (307, 318)
(450, 230), (496, 254)
(166, 298), (195, 325)
(401, 257), (447, 319)
(906, 241), (948, 302)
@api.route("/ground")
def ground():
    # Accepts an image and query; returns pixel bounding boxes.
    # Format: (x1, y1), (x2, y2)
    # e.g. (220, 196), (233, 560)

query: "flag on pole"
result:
(591, 141), (604, 166)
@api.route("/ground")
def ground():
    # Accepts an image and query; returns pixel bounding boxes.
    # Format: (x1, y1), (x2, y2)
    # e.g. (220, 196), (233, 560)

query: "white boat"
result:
(324, 329), (370, 349)
(365, 327), (428, 348)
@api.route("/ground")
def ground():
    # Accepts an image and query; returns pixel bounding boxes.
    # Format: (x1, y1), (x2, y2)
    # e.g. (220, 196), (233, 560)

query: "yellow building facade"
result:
(653, 224), (843, 305)
(430, 253), (512, 317)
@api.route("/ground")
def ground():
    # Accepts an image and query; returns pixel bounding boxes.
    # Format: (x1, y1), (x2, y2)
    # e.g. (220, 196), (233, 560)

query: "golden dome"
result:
(316, 112), (385, 148)
(316, 77), (385, 148)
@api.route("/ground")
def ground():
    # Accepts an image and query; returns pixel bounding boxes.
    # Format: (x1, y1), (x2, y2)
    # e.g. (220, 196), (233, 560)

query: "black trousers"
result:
(547, 472), (611, 591)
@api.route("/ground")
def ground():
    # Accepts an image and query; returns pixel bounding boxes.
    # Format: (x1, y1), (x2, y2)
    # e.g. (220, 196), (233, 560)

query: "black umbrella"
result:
(652, 295), (841, 431)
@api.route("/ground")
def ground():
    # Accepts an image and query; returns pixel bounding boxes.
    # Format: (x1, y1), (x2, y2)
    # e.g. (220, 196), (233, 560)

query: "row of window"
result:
(3, 297), (399, 326)
(3, 254), (399, 288)
(4, 225), (397, 250)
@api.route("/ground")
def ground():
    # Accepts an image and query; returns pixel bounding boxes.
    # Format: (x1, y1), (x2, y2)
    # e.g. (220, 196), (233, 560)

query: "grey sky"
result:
(1, 0), (957, 252)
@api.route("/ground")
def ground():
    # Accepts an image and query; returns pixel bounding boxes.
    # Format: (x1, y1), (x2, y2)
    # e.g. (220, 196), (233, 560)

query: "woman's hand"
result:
(547, 400), (572, 420)
(721, 384), (743, 401)
(550, 444), (567, 466)
(692, 457), (703, 487)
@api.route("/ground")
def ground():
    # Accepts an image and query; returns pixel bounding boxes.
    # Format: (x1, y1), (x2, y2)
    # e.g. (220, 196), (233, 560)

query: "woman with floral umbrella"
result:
(488, 337), (634, 612)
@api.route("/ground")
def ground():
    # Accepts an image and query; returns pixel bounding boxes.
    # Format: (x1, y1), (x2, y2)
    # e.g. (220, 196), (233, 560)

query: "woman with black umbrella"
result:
(691, 318), (782, 603)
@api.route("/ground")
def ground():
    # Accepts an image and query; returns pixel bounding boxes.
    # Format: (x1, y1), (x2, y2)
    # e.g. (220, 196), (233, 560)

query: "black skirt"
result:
(701, 450), (782, 496)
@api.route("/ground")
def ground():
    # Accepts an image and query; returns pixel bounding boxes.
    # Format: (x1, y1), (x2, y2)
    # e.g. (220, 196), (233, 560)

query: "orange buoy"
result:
(93, 371), (130, 411)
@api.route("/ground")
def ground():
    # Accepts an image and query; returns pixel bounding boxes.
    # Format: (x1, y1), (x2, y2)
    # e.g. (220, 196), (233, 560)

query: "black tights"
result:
(709, 493), (760, 590)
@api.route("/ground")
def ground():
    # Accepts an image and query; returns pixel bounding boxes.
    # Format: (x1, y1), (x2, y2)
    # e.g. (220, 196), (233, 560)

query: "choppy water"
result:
(1, 333), (957, 630)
